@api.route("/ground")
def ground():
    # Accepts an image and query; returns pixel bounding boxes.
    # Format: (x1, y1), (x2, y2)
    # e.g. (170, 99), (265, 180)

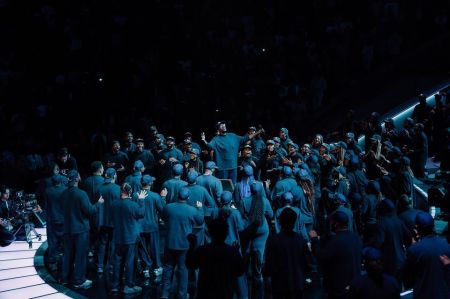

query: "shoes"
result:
(74, 279), (93, 289)
(111, 287), (119, 293)
(123, 285), (142, 295)
(88, 251), (94, 257)
(143, 269), (150, 278)
(97, 267), (104, 274)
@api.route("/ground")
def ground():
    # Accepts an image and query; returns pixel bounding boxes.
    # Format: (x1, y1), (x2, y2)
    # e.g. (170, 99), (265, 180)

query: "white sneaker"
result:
(123, 285), (142, 294)
(74, 279), (92, 289)
(154, 267), (163, 276)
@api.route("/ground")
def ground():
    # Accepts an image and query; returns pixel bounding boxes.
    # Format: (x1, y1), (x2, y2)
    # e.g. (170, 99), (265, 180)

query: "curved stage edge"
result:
(0, 228), (85, 299)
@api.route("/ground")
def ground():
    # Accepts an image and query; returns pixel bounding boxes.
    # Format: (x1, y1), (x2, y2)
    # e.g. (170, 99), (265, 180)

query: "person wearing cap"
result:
(96, 168), (120, 274)
(382, 118), (400, 145)
(246, 126), (266, 160)
(329, 166), (350, 197)
(292, 169), (316, 232)
(110, 183), (146, 295)
(274, 192), (309, 241)
(410, 123), (428, 178)
(134, 175), (167, 279)
(265, 208), (309, 299)
(349, 247), (401, 299)
(397, 195), (420, 236)
(160, 187), (204, 299)
(345, 132), (363, 156)
(283, 141), (303, 168)
(81, 161), (105, 257)
(200, 121), (260, 184)
(279, 127), (293, 152)
(371, 199), (411, 282)
(102, 141), (129, 182)
(271, 166), (297, 209)
(121, 131), (137, 157)
(196, 161), (223, 206)
(44, 174), (67, 269)
(185, 170), (216, 246)
(240, 182), (273, 299)
(156, 136), (184, 185)
(124, 160), (145, 193)
(233, 165), (257, 213)
(327, 192), (356, 234)
(362, 181), (382, 243)
(162, 163), (188, 204)
(61, 170), (104, 289)
(364, 112), (383, 153)
(346, 156), (368, 234)
(238, 144), (260, 180)
(208, 192), (249, 298)
(131, 138), (156, 176)
(403, 212), (450, 299)
(319, 143), (338, 189)
(183, 148), (204, 176)
(186, 218), (245, 299)
(55, 147), (78, 176)
(309, 211), (362, 299)
(273, 136), (288, 157)
(260, 139), (283, 185)
(179, 132), (201, 154)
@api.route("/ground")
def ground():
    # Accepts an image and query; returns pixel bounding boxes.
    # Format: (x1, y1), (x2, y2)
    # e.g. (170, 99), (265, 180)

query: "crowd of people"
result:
(1, 93), (449, 298)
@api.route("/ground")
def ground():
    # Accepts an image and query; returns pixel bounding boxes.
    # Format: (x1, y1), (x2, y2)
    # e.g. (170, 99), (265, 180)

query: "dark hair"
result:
(207, 218), (228, 243)
(0, 185), (9, 194)
(90, 161), (103, 173)
(279, 208), (297, 232)
(121, 183), (132, 196)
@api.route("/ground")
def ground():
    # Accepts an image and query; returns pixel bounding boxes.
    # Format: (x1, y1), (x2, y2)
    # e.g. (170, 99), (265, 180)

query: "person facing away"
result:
(349, 247), (401, 299)
(160, 187), (204, 299)
(186, 218), (245, 299)
(265, 207), (309, 299)
(309, 211), (362, 299)
(62, 170), (104, 289)
(403, 212), (450, 299)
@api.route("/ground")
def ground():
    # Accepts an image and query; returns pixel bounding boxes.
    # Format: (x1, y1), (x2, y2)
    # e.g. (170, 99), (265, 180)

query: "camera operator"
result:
(0, 185), (12, 220)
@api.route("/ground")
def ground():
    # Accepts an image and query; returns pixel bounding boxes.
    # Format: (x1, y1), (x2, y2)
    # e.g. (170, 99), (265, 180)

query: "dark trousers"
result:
(97, 226), (114, 269)
(47, 222), (64, 264)
(161, 249), (188, 299)
(139, 231), (161, 269)
(62, 231), (89, 285)
(216, 168), (238, 184)
(112, 243), (136, 289)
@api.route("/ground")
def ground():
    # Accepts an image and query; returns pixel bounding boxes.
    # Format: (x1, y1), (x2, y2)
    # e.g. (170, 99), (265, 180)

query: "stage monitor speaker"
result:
(220, 179), (234, 193)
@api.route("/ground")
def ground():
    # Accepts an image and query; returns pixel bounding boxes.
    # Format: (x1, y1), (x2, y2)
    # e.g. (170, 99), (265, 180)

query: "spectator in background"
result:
(56, 147), (78, 176)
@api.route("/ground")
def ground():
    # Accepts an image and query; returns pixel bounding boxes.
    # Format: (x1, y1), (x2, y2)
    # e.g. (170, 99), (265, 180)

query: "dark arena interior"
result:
(0, 1), (450, 299)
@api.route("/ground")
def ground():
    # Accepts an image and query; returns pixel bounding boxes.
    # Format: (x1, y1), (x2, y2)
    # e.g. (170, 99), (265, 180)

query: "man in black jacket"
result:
(309, 211), (362, 299)
(61, 170), (104, 289)
(186, 218), (245, 299)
